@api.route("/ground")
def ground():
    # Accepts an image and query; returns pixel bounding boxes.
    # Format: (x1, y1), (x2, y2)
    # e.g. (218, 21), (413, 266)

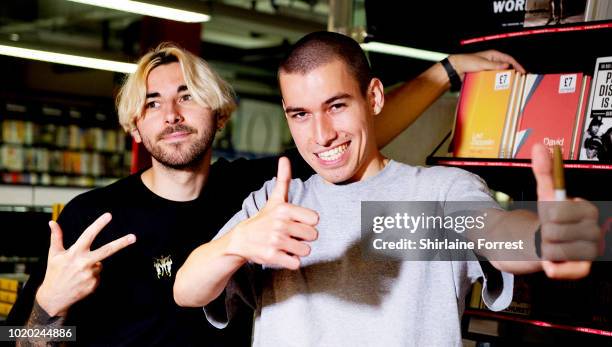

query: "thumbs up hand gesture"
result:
(228, 157), (319, 270)
(531, 144), (601, 279)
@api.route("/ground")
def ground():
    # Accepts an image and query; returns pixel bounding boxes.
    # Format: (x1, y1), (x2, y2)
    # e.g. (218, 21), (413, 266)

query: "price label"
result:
(559, 74), (577, 94)
(494, 72), (511, 90)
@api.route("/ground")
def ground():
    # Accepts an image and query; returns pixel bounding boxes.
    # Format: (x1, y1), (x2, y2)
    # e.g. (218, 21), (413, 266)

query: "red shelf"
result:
(431, 158), (612, 170)
(465, 309), (612, 337)
(461, 21), (612, 45)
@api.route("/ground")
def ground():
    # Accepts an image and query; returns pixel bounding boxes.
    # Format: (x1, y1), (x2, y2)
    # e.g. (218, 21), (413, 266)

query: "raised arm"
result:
(375, 50), (526, 147)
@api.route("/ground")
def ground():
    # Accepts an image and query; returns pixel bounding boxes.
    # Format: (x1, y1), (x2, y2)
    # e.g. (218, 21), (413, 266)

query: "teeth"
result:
(317, 144), (348, 161)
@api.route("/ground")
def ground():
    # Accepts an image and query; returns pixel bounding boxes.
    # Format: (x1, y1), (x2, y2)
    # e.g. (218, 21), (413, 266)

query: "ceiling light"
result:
(0, 44), (136, 73)
(67, 0), (210, 23)
(360, 42), (448, 62)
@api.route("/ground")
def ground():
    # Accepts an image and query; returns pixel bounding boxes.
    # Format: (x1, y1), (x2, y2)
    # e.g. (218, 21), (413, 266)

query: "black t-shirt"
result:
(7, 149), (313, 346)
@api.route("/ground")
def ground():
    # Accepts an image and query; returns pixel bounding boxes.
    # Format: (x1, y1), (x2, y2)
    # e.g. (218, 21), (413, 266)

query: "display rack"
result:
(431, 19), (612, 344)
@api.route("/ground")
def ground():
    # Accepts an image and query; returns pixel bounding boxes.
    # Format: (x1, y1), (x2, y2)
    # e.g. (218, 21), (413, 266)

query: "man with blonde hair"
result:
(9, 40), (525, 345)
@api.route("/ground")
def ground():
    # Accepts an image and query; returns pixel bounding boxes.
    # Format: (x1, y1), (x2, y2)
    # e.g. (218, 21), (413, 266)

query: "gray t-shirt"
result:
(205, 161), (513, 346)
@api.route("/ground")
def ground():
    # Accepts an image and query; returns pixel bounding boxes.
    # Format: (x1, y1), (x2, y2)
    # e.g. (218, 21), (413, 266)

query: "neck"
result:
(141, 148), (212, 201)
(333, 149), (388, 185)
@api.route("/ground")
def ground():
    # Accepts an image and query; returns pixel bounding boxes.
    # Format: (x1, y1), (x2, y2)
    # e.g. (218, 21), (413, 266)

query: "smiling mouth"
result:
(315, 142), (349, 162)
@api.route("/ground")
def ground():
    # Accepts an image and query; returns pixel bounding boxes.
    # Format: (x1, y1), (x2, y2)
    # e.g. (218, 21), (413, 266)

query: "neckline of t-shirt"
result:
(310, 159), (401, 193)
(131, 171), (205, 206)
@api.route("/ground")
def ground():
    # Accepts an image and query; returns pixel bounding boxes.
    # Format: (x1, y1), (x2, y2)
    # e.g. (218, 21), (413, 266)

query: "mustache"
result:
(157, 124), (196, 140)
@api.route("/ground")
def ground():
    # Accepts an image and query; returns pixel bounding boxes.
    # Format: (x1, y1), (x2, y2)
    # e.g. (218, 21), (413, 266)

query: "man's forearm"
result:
(475, 209), (543, 274)
(375, 62), (449, 147)
(174, 232), (247, 307)
(16, 300), (66, 347)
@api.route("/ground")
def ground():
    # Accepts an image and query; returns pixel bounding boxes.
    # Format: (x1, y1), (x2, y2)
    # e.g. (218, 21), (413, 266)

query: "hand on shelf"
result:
(448, 50), (526, 80)
(35, 213), (136, 317)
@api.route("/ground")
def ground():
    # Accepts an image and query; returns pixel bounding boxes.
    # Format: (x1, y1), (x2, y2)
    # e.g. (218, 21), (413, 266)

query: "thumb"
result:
(531, 143), (555, 201)
(48, 220), (65, 257)
(270, 157), (292, 203)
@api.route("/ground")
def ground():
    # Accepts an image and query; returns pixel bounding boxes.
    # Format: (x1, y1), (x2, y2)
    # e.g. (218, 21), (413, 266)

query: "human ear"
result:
(368, 78), (385, 115)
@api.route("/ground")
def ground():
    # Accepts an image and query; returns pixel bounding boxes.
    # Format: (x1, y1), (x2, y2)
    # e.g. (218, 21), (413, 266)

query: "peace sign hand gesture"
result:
(35, 213), (136, 317)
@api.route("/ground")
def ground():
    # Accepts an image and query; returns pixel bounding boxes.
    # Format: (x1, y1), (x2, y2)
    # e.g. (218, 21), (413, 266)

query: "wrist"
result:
(223, 225), (250, 265)
(35, 285), (66, 317)
(441, 56), (463, 92)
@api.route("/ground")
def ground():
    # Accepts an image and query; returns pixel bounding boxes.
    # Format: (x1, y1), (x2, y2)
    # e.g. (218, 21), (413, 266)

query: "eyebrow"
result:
(284, 93), (352, 113)
(145, 85), (188, 99)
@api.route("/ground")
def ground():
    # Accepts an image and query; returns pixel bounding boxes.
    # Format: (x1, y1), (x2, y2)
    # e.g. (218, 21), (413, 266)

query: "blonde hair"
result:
(116, 42), (236, 132)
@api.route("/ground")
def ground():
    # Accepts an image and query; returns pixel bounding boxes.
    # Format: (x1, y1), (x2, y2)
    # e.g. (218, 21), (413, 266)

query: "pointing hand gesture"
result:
(36, 213), (136, 316)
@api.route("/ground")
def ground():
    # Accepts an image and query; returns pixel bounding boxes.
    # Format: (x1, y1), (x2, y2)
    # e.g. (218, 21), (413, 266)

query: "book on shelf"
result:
(513, 73), (590, 160)
(0, 273), (28, 292)
(451, 69), (524, 158)
(0, 289), (17, 304)
(579, 56), (612, 161)
(586, 0), (612, 21)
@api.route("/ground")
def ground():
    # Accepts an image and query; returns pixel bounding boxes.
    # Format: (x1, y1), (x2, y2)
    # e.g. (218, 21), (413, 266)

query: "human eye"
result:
(330, 103), (346, 112)
(179, 94), (193, 102)
(290, 112), (309, 120)
(145, 100), (159, 109)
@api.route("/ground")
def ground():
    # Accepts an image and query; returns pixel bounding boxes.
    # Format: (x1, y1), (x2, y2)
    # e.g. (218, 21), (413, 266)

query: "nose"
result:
(313, 114), (337, 147)
(163, 102), (183, 125)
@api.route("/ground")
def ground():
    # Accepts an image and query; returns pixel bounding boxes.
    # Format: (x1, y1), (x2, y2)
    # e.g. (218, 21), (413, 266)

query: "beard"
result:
(142, 122), (216, 170)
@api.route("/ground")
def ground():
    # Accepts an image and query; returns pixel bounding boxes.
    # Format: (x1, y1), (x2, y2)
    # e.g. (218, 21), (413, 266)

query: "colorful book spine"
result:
(570, 76), (592, 159)
(0, 290), (17, 304)
(513, 73), (585, 159)
(452, 70), (522, 158)
(579, 56), (612, 161)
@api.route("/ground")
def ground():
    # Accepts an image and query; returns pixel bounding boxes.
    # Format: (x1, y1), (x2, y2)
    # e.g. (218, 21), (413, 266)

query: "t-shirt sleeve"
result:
(467, 261), (514, 312)
(204, 179), (277, 329)
(440, 168), (513, 312)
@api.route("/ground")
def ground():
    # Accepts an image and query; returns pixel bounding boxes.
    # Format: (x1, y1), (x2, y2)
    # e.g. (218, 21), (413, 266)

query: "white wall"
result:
(0, 185), (89, 207)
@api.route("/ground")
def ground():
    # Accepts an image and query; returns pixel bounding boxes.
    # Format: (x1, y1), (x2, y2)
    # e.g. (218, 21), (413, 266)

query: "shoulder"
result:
(64, 174), (140, 209)
(388, 162), (491, 201)
(239, 176), (309, 212)
(422, 166), (492, 201)
(57, 174), (141, 244)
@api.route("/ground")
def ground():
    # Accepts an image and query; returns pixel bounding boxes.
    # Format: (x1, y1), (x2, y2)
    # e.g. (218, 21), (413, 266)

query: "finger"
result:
(74, 213), (113, 251)
(491, 51), (525, 73)
(286, 222), (318, 242)
(542, 261), (591, 280)
(272, 251), (301, 270)
(275, 204), (319, 226)
(89, 234), (136, 262)
(477, 50), (526, 73)
(270, 157), (292, 204)
(531, 143), (555, 201)
(542, 220), (600, 243)
(541, 240), (599, 261)
(48, 221), (65, 257)
(92, 262), (103, 276)
(540, 200), (599, 225)
(281, 238), (312, 258)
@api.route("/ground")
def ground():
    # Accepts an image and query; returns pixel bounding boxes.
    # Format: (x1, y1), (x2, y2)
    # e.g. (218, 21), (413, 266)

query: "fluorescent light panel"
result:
(0, 44), (136, 73)
(360, 42), (448, 62)
(67, 0), (210, 23)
